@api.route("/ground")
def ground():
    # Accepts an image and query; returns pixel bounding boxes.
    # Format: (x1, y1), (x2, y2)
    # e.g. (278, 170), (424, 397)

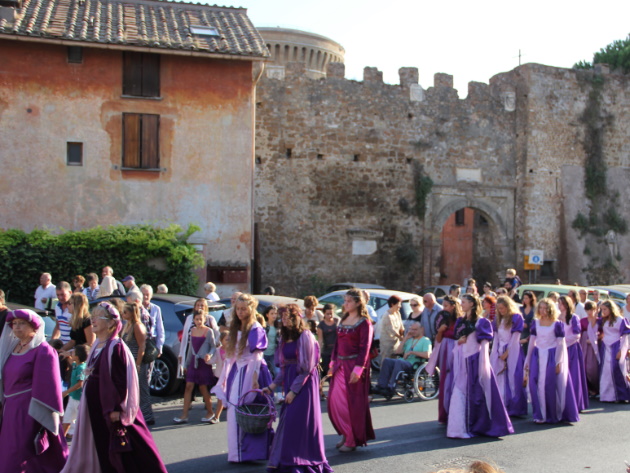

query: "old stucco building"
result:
(254, 30), (630, 295)
(0, 0), (268, 293)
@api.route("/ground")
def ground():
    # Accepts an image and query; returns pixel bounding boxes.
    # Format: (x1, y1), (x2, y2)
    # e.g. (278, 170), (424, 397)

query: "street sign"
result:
(529, 250), (544, 266)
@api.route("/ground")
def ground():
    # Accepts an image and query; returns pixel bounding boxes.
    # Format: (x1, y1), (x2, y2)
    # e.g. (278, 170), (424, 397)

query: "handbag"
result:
(109, 422), (132, 453)
(142, 338), (159, 364)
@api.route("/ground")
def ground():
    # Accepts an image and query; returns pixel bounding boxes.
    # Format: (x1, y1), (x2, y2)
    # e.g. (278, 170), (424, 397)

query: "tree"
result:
(574, 34), (630, 73)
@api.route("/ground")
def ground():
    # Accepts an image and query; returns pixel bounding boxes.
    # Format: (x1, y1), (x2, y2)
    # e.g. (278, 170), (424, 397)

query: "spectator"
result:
(61, 344), (89, 438)
(122, 275), (142, 299)
(263, 286), (276, 296)
(404, 296), (423, 333)
(127, 291), (152, 334)
(218, 291), (242, 333)
(519, 290), (537, 354)
(262, 305), (280, 378)
(141, 284), (166, 356)
(449, 284), (461, 300)
(101, 265), (126, 296)
(577, 288), (588, 305)
(82, 272), (100, 302)
(504, 268), (521, 299)
(362, 290), (378, 324)
(157, 284), (168, 294)
(204, 282), (220, 302)
(373, 322), (431, 396)
(52, 281), (73, 344)
(98, 275), (118, 297)
(421, 293), (443, 343)
(0, 289), (7, 337)
(379, 295), (404, 361)
(72, 275), (85, 294)
(482, 282), (496, 299)
(482, 295), (496, 323)
(34, 272), (56, 311)
(568, 289), (587, 319)
(60, 293), (95, 353)
(304, 295), (323, 324)
(317, 303), (338, 379)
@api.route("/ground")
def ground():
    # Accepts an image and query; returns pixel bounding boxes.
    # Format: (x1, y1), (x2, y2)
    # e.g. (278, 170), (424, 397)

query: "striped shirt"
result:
(55, 303), (72, 344)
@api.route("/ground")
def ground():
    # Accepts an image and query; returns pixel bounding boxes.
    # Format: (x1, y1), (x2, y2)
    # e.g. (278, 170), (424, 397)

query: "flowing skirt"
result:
(567, 343), (588, 411)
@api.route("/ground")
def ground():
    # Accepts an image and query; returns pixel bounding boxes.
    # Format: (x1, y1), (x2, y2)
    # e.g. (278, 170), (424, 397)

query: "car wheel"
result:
(150, 349), (179, 396)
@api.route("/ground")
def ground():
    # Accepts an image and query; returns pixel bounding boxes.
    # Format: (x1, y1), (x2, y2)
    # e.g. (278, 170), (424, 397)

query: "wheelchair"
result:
(381, 360), (440, 403)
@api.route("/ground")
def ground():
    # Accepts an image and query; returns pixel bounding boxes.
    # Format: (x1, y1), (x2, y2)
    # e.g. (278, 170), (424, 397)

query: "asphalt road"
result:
(151, 393), (630, 473)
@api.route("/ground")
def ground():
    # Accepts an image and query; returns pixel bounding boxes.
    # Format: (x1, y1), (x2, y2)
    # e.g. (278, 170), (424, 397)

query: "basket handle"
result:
(237, 388), (277, 424)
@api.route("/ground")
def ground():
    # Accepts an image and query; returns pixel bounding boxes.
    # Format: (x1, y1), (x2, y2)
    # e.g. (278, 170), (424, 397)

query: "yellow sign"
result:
(524, 256), (540, 271)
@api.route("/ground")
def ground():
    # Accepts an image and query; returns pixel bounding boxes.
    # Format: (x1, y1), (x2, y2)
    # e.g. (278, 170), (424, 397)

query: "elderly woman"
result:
(0, 309), (68, 473)
(99, 275), (118, 298)
(379, 295), (405, 361)
(60, 302), (166, 473)
(404, 296), (423, 333)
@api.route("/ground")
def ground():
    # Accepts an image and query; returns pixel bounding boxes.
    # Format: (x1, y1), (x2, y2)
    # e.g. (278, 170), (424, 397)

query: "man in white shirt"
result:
(219, 291), (242, 333)
(141, 284), (165, 355)
(204, 282), (220, 302)
(421, 293), (443, 343)
(52, 281), (72, 343)
(102, 266), (126, 296)
(569, 289), (587, 319)
(34, 272), (56, 311)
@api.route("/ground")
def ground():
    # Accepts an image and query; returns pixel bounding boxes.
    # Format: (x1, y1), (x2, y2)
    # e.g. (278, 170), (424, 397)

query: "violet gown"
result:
(267, 331), (332, 473)
(588, 316), (630, 402)
(562, 314), (588, 411)
(579, 317), (599, 396)
(327, 318), (375, 448)
(425, 312), (456, 424)
(447, 317), (513, 438)
(60, 338), (167, 473)
(490, 313), (528, 417)
(0, 342), (68, 473)
(212, 322), (273, 463)
(526, 321), (579, 424)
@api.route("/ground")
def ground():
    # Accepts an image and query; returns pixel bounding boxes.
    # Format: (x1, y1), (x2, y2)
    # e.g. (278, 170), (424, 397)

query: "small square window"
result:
(190, 26), (220, 37)
(67, 47), (83, 64)
(67, 142), (83, 166)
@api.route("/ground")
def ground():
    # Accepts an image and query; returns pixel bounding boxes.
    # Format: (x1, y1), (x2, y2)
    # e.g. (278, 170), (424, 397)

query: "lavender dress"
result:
(526, 321), (579, 424)
(447, 317), (513, 438)
(268, 331), (332, 473)
(0, 342), (68, 473)
(212, 322), (273, 463)
(185, 335), (217, 387)
(425, 312), (456, 424)
(562, 314), (588, 411)
(490, 313), (528, 417)
(588, 316), (630, 402)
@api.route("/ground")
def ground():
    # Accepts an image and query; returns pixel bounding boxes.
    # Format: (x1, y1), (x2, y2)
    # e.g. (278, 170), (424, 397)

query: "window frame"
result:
(121, 113), (161, 171)
(122, 52), (161, 98)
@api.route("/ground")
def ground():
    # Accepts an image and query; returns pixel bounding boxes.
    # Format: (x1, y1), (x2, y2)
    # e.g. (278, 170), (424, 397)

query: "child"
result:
(62, 344), (89, 438)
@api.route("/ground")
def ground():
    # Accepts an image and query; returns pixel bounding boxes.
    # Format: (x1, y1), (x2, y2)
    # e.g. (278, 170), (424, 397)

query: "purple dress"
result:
(425, 313), (456, 424)
(327, 318), (375, 448)
(61, 338), (167, 473)
(579, 318), (599, 395)
(563, 314), (588, 411)
(212, 323), (273, 463)
(268, 332), (332, 473)
(526, 321), (580, 424)
(490, 313), (528, 417)
(447, 317), (514, 438)
(589, 316), (630, 402)
(0, 342), (68, 473)
(186, 335), (217, 386)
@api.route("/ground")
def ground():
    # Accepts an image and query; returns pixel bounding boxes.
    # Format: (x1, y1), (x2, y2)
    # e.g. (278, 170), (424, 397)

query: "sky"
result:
(228, 0), (630, 97)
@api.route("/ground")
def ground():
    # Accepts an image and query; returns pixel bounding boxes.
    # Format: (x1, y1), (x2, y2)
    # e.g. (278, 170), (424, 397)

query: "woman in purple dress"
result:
(524, 298), (579, 424)
(327, 288), (375, 452)
(61, 302), (167, 473)
(0, 309), (68, 473)
(580, 301), (600, 396)
(263, 304), (332, 473)
(490, 296), (527, 417)
(212, 293), (273, 463)
(558, 296), (588, 411)
(426, 295), (462, 424)
(587, 300), (630, 403)
(447, 294), (513, 439)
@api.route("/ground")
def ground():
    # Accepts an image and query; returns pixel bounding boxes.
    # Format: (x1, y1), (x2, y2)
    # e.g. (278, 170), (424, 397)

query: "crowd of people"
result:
(1, 268), (630, 472)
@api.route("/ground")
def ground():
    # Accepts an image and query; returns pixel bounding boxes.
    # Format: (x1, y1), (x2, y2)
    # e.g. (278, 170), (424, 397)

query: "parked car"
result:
(589, 285), (630, 302)
(6, 302), (54, 339)
(419, 285), (452, 298)
(324, 282), (386, 294)
(318, 289), (419, 321)
(516, 284), (609, 302)
(91, 294), (226, 396)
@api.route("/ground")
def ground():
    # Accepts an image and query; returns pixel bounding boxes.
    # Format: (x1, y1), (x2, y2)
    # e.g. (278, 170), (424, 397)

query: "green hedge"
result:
(0, 224), (204, 305)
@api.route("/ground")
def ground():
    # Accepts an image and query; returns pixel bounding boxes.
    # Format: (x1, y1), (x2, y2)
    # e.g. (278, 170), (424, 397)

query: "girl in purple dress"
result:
(0, 309), (68, 473)
(212, 293), (273, 463)
(490, 296), (528, 417)
(327, 288), (375, 452)
(587, 300), (630, 403)
(426, 295), (462, 424)
(447, 294), (513, 438)
(263, 304), (332, 473)
(580, 301), (600, 396)
(173, 310), (218, 424)
(60, 302), (167, 473)
(524, 298), (579, 424)
(558, 296), (588, 411)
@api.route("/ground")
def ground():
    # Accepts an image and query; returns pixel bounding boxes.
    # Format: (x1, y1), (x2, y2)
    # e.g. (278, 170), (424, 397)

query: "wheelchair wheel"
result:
(403, 389), (415, 403)
(414, 363), (439, 401)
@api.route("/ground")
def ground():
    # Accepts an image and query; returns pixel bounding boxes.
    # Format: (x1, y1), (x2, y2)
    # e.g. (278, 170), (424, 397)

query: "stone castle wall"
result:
(254, 61), (630, 295)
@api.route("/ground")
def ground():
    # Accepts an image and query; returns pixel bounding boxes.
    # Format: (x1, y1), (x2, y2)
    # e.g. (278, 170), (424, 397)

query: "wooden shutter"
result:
(123, 52), (143, 96)
(122, 113), (141, 168)
(142, 54), (160, 97)
(141, 114), (160, 168)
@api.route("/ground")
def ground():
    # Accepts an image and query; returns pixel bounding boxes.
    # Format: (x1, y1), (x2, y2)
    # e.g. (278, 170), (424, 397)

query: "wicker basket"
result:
(234, 389), (276, 434)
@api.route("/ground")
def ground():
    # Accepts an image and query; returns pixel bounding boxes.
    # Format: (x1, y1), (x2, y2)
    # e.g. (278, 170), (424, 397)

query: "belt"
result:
(5, 388), (32, 398)
(338, 354), (358, 360)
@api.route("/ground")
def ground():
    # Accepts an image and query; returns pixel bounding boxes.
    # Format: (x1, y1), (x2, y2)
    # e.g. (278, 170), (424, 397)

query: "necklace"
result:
(14, 340), (31, 354)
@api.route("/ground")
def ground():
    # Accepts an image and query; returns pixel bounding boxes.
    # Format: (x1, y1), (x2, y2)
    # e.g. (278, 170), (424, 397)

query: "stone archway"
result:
(423, 188), (515, 287)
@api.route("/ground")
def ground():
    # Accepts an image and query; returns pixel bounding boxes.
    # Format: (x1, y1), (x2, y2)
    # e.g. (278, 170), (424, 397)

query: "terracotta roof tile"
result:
(0, 0), (268, 58)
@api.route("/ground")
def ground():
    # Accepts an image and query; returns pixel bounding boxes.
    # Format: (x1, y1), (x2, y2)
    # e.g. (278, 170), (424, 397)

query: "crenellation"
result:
(398, 67), (419, 87)
(363, 66), (383, 83)
(434, 72), (454, 88)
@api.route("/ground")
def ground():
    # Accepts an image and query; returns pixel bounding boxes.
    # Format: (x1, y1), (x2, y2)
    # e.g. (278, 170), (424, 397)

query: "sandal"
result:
(335, 436), (346, 449)
(173, 417), (188, 424)
(338, 445), (356, 453)
(201, 415), (215, 423)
